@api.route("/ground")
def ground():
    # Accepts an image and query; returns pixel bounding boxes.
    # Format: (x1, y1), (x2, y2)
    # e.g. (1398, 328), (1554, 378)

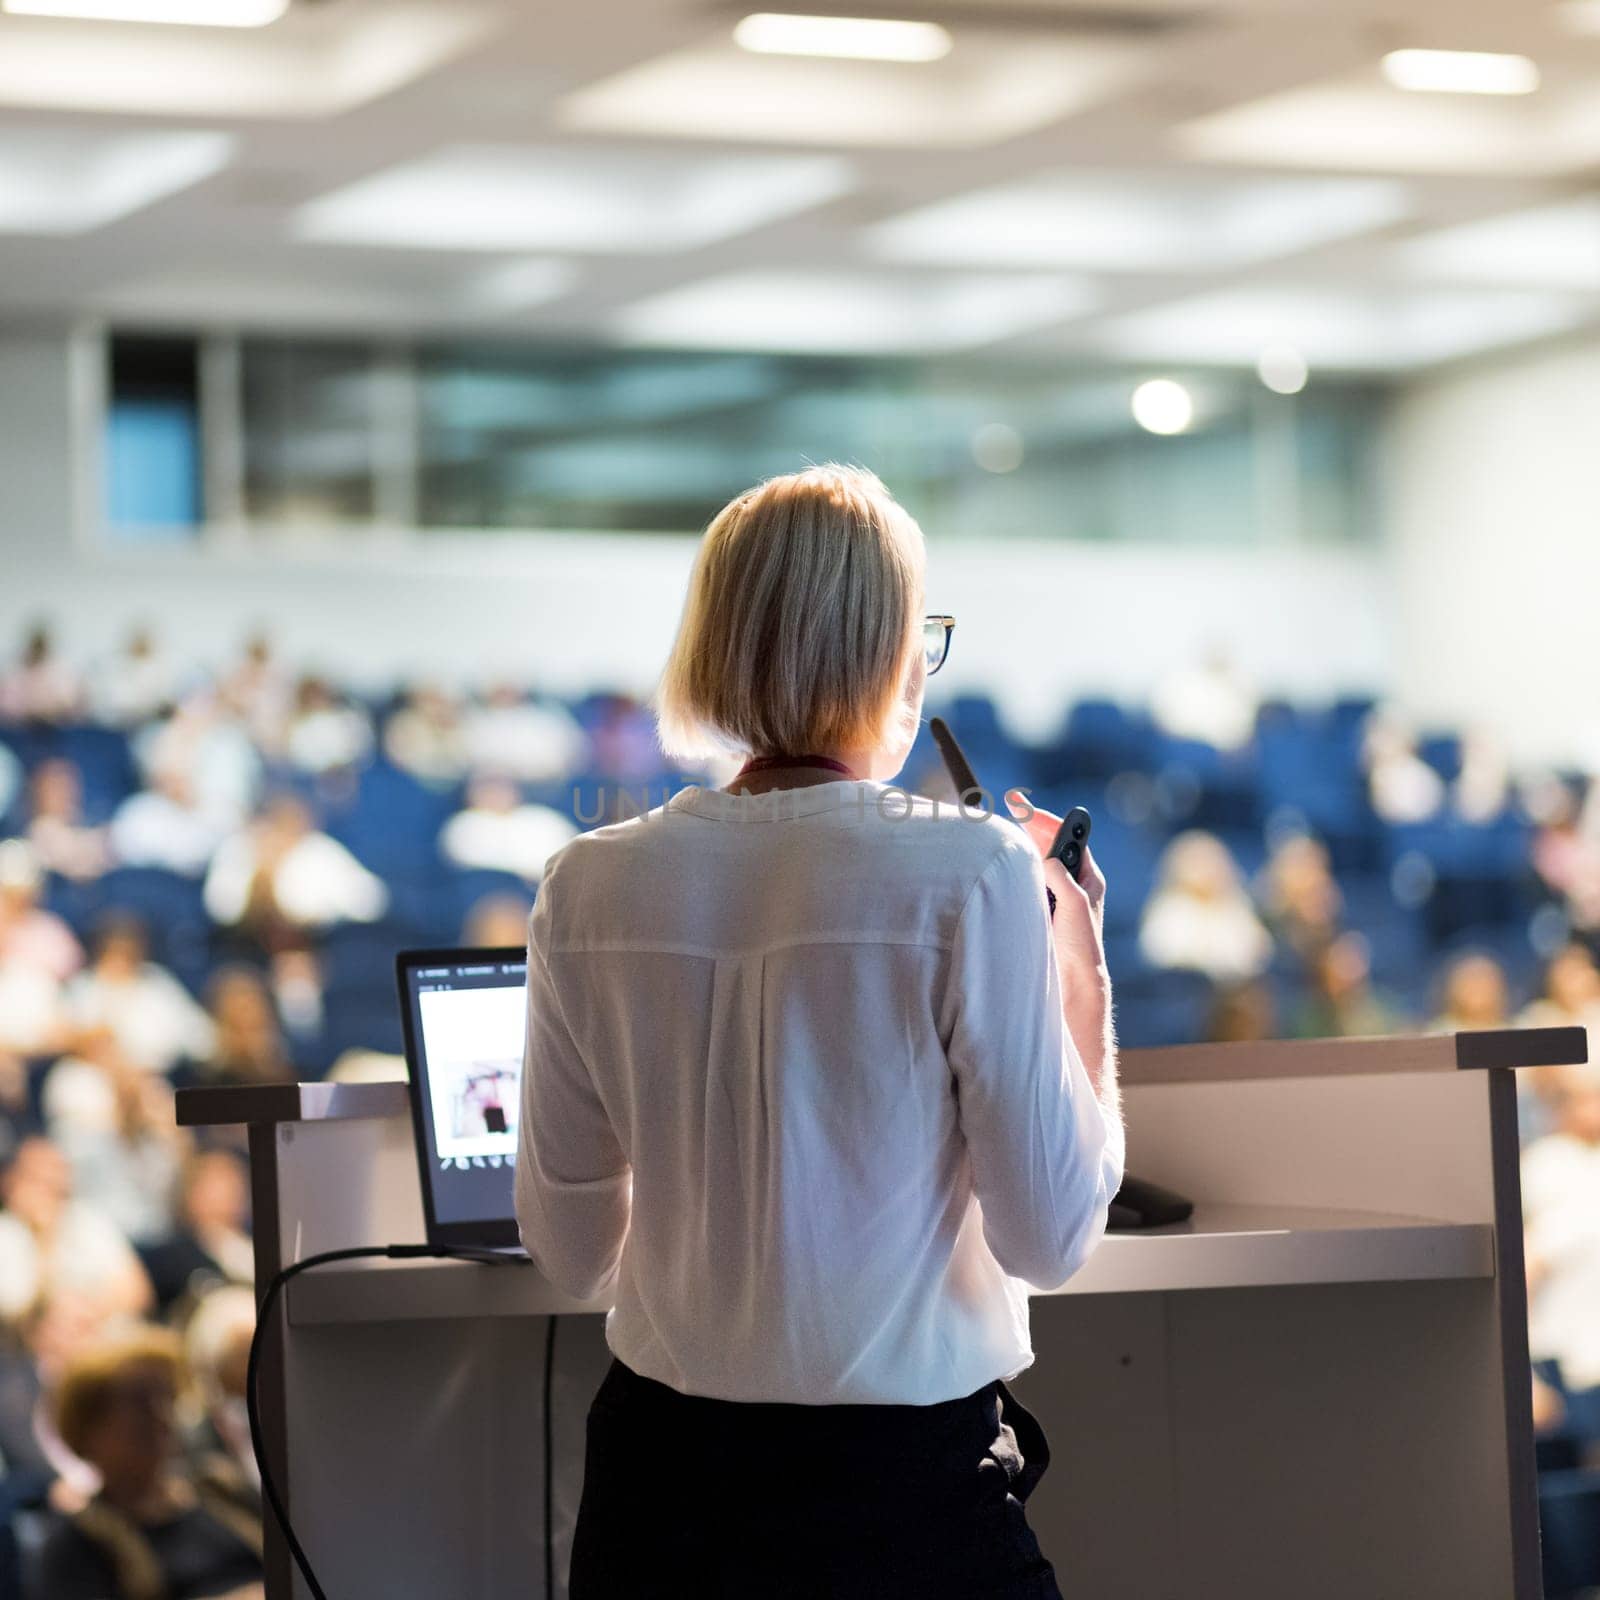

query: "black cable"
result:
(543, 1311), (558, 1600)
(246, 1243), (551, 1600)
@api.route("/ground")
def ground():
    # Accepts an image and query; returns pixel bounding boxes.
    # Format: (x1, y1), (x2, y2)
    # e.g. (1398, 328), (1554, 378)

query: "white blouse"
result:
(514, 778), (1124, 1406)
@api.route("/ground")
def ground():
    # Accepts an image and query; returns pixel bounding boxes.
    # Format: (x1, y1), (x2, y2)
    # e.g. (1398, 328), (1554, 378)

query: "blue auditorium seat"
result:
(1031, 699), (1154, 787)
(55, 724), (140, 822)
(323, 759), (461, 877)
(1540, 1469), (1600, 1597)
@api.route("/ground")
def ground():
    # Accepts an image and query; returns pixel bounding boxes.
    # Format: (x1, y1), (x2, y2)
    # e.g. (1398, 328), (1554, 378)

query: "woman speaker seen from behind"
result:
(514, 463), (1125, 1599)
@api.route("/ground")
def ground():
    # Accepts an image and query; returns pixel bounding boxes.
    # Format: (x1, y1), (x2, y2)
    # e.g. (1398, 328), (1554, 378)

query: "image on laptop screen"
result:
(398, 948), (528, 1246)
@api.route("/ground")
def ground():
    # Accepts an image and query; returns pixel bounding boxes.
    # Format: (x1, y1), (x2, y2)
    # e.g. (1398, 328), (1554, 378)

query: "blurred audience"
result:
(283, 676), (373, 777)
(1256, 833), (1343, 962)
(65, 916), (214, 1077)
(1149, 643), (1259, 754)
(1139, 830), (1273, 982)
(462, 893), (534, 949)
(0, 1139), (152, 1326)
(203, 793), (386, 949)
(440, 775), (577, 886)
(1362, 706), (1445, 824)
(196, 970), (294, 1089)
(462, 682), (586, 784)
(1524, 1061), (1600, 1444)
(89, 628), (179, 731)
(1290, 931), (1403, 1039)
(1427, 952), (1512, 1035)
(25, 761), (111, 884)
(383, 684), (470, 785)
(140, 1152), (253, 1313)
(37, 1325), (263, 1600)
(110, 768), (228, 878)
(0, 626), (82, 725)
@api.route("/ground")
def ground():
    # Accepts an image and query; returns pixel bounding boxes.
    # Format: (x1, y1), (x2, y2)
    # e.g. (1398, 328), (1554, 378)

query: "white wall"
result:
(1383, 334), (1600, 770)
(5, 534), (1392, 742)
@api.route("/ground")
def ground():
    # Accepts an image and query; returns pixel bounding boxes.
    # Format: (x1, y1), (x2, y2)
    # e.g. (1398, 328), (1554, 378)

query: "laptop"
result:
(396, 946), (529, 1252)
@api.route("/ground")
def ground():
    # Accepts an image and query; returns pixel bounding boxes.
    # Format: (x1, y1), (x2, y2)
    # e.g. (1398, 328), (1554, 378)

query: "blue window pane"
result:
(106, 398), (201, 537)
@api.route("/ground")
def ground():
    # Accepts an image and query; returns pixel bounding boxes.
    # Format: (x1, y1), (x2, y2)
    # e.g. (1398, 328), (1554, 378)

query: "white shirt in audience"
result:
(441, 802), (577, 884)
(463, 700), (587, 784)
(1138, 893), (1273, 982)
(204, 830), (388, 928)
(1524, 1128), (1600, 1391)
(110, 789), (229, 877)
(515, 779), (1123, 1406)
(0, 1202), (142, 1322)
(0, 965), (64, 1054)
(66, 964), (216, 1074)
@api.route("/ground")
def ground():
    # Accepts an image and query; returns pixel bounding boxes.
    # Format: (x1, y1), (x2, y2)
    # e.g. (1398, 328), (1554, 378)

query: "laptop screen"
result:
(398, 949), (527, 1244)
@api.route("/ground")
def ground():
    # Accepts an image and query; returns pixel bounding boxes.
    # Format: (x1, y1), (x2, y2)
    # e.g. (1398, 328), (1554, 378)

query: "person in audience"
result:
(217, 631), (291, 760)
(36, 1325), (264, 1600)
(383, 683), (471, 785)
(89, 626), (179, 730)
(140, 1151), (254, 1312)
(1452, 721), (1511, 823)
(1149, 641), (1259, 753)
(110, 765), (229, 878)
(0, 838), (82, 981)
(1523, 1060), (1600, 1442)
(462, 892), (534, 949)
(203, 793), (387, 948)
(1255, 832), (1343, 963)
(25, 759), (113, 882)
(1528, 777), (1600, 951)
(1426, 952), (1512, 1035)
(1361, 706), (1445, 824)
(0, 1291), (103, 1511)
(1204, 977), (1278, 1043)
(1138, 830), (1273, 982)
(41, 1023), (188, 1246)
(1517, 943), (1600, 1062)
(65, 915), (215, 1076)
(136, 687), (262, 831)
(0, 1138), (153, 1326)
(181, 1286), (260, 1515)
(0, 624), (82, 724)
(587, 691), (664, 783)
(1289, 930), (1405, 1039)
(440, 774), (577, 886)
(283, 674), (374, 776)
(196, 969), (294, 1089)
(267, 943), (325, 1057)
(462, 681), (587, 784)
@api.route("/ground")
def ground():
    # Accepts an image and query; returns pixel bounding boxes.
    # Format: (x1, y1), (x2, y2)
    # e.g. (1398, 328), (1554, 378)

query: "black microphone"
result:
(928, 716), (983, 809)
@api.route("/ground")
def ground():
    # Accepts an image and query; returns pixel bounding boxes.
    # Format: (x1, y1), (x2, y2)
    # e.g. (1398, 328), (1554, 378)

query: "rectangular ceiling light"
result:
(733, 12), (951, 62)
(2, 0), (287, 22)
(1085, 284), (1588, 370)
(866, 170), (1410, 271)
(1381, 49), (1540, 96)
(0, 128), (232, 233)
(296, 145), (853, 253)
(1396, 198), (1600, 290)
(611, 269), (1095, 354)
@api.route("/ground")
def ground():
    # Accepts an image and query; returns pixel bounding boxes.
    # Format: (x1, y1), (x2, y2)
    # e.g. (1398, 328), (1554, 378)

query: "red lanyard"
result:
(733, 753), (859, 781)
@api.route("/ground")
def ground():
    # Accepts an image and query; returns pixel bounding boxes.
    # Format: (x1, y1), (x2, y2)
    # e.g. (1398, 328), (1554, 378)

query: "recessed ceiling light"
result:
(0, 128), (233, 234)
(613, 269), (1094, 354)
(1380, 49), (1540, 96)
(2, 0), (287, 23)
(866, 171), (1410, 272)
(1131, 379), (1193, 435)
(296, 146), (853, 254)
(733, 13), (952, 62)
(1257, 343), (1308, 395)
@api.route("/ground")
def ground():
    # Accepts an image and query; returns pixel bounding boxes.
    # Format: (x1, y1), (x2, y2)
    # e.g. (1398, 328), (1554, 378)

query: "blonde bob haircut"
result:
(656, 464), (925, 761)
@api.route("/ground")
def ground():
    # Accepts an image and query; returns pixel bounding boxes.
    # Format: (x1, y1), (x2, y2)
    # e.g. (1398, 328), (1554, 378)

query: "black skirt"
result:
(568, 1357), (1065, 1600)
